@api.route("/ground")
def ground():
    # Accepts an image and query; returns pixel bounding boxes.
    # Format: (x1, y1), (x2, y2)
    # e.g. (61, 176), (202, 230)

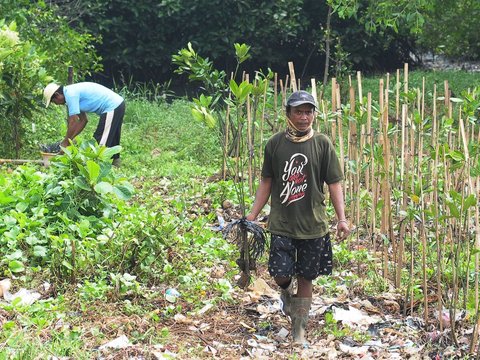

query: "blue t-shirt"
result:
(64, 82), (124, 116)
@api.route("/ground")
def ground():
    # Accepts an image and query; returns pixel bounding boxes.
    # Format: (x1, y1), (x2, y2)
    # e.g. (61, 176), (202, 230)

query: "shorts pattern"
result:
(268, 234), (332, 280)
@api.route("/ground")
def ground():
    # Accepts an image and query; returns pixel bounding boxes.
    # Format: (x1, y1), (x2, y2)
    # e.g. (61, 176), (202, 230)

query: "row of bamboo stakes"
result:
(222, 62), (480, 354)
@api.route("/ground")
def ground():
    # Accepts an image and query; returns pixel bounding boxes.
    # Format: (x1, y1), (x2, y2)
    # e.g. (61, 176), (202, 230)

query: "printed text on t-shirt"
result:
(280, 153), (308, 206)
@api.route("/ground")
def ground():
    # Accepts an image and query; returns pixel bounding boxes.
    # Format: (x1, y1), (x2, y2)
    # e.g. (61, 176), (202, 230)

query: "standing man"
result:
(246, 90), (350, 345)
(43, 82), (125, 166)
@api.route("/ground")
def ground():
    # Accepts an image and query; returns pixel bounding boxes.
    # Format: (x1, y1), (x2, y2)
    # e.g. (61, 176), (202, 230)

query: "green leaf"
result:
(86, 160), (101, 183)
(464, 194), (476, 209)
(62, 260), (73, 270)
(73, 176), (91, 191)
(94, 181), (113, 194)
(113, 184), (134, 200)
(9, 260), (24, 273)
(101, 146), (121, 161)
(446, 202), (460, 218)
(33, 245), (47, 257)
(15, 202), (28, 213)
(0, 192), (15, 205)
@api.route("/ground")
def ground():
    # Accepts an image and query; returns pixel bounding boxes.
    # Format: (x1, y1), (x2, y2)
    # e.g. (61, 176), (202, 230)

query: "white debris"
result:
(98, 335), (131, 350)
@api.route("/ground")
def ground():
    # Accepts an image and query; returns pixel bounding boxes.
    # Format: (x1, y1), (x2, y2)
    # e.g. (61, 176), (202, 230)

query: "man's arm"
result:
(328, 181), (350, 240)
(61, 112), (88, 147)
(246, 177), (272, 221)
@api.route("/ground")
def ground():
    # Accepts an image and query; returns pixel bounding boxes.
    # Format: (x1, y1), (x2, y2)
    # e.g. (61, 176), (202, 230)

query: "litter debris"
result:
(98, 335), (131, 350)
(196, 303), (214, 316)
(165, 288), (181, 303)
(276, 327), (289, 338)
(248, 278), (279, 299)
(434, 309), (467, 328)
(0, 279), (11, 297)
(332, 305), (383, 327)
(3, 288), (41, 306)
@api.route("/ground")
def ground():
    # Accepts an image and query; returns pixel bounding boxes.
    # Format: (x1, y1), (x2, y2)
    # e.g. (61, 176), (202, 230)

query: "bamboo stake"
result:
(357, 71), (363, 104)
(444, 80), (450, 107)
(336, 84), (344, 173)
(288, 62), (297, 92)
(385, 74), (394, 261)
(246, 75), (253, 195)
(432, 84), (444, 331)
(396, 104), (408, 288)
(409, 119), (416, 316)
(404, 63), (409, 94)
(348, 85), (355, 222)
(0, 159), (44, 165)
(331, 78), (337, 145)
(274, 73), (279, 132)
(379, 78), (389, 279)
(223, 103), (231, 180)
(470, 177), (480, 354)
(349, 86), (359, 227)
(321, 100), (327, 133)
(367, 92), (375, 241)
(311, 78), (318, 130)
(420, 194), (429, 326)
(259, 78), (268, 172)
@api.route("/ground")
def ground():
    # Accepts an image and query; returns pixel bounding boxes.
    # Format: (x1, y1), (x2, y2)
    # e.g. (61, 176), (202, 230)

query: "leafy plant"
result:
(0, 21), (52, 158)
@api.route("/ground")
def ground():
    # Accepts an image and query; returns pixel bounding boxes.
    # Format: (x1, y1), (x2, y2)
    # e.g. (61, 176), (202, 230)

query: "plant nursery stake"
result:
(246, 75), (253, 195)
(274, 73), (279, 132)
(331, 78), (337, 145)
(367, 92), (376, 240)
(470, 178), (480, 354)
(223, 101), (231, 180)
(396, 104), (408, 288)
(404, 63), (409, 94)
(259, 77), (268, 170)
(357, 71), (363, 104)
(288, 62), (297, 92)
(379, 78), (389, 279)
(336, 85), (345, 173)
(432, 85), (444, 331)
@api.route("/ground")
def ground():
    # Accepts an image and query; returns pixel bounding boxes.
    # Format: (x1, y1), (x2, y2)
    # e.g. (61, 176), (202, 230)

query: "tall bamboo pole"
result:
(470, 177), (480, 354)
(246, 75), (253, 195)
(258, 78), (268, 172)
(336, 85), (345, 173)
(379, 78), (389, 279)
(288, 62), (297, 92)
(274, 73), (279, 132)
(396, 104), (408, 288)
(432, 84), (444, 331)
(348, 85), (356, 222)
(368, 92), (375, 242)
(331, 78), (337, 145)
(408, 120), (416, 316)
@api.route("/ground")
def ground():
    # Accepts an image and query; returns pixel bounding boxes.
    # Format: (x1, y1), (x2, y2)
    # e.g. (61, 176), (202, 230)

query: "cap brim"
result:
(288, 100), (317, 108)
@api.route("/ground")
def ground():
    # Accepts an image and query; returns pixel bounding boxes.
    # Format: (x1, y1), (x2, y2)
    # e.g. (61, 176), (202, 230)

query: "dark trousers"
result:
(93, 101), (125, 159)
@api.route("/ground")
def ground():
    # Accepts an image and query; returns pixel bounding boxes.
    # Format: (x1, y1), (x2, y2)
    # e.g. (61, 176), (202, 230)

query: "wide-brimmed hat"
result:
(286, 90), (317, 109)
(43, 83), (60, 107)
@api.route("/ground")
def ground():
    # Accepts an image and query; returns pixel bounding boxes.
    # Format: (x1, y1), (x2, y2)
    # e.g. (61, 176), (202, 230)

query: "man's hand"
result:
(336, 220), (350, 241)
(245, 213), (256, 222)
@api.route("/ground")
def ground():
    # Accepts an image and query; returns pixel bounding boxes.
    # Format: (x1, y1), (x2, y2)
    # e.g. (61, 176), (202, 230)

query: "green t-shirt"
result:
(262, 131), (343, 239)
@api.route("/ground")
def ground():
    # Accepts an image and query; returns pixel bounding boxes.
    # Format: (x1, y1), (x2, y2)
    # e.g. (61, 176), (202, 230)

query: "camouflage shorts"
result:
(268, 234), (332, 280)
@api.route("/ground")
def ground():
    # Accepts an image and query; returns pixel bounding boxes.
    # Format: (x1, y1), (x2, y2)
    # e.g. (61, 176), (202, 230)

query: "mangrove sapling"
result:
(222, 78), (266, 288)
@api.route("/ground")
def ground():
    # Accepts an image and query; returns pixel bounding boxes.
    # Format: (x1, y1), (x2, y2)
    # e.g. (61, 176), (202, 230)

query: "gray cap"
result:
(286, 90), (317, 108)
